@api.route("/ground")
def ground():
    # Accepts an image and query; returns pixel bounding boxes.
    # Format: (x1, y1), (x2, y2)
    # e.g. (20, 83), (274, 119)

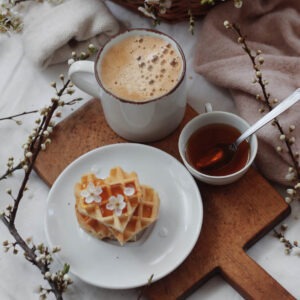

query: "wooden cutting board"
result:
(34, 99), (295, 300)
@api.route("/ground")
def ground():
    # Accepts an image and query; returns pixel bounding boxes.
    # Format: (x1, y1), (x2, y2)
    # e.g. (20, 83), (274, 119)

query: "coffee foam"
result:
(99, 35), (183, 102)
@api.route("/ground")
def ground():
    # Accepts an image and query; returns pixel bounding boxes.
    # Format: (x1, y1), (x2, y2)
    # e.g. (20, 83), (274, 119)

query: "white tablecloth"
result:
(0, 2), (299, 299)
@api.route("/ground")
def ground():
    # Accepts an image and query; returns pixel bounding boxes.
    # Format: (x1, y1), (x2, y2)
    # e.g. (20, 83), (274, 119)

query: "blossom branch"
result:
(9, 0), (31, 4)
(0, 93), (82, 180)
(10, 103), (57, 224)
(273, 225), (300, 255)
(224, 21), (300, 180)
(0, 97), (81, 124)
(0, 43), (98, 298)
(1, 1), (66, 35)
(0, 110), (38, 123)
(0, 161), (22, 181)
(1, 216), (69, 300)
(224, 20), (300, 255)
(0, 78), (75, 299)
(0, 1), (23, 33)
(138, 0), (172, 24)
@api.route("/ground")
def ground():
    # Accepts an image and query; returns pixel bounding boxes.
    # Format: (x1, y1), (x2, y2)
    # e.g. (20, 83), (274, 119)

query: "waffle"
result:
(75, 204), (113, 240)
(109, 184), (160, 245)
(75, 184), (160, 245)
(75, 167), (142, 233)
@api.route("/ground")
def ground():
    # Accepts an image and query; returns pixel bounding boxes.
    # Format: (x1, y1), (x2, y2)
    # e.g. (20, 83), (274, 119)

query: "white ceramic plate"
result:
(45, 143), (203, 289)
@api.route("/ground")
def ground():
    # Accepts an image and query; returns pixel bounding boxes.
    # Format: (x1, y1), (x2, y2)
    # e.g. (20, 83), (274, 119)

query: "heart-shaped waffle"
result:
(75, 167), (142, 233)
(75, 204), (113, 240)
(75, 184), (160, 246)
(109, 184), (160, 245)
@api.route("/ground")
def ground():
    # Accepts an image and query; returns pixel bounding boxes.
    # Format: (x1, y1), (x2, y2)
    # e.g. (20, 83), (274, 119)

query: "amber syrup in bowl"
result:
(185, 123), (250, 176)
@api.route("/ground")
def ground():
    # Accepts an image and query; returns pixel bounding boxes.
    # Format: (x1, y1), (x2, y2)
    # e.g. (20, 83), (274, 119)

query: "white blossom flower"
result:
(138, 6), (156, 19)
(279, 134), (286, 141)
(124, 186), (135, 196)
(289, 137), (296, 144)
(289, 125), (296, 131)
(106, 194), (126, 216)
(224, 20), (231, 29)
(68, 58), (75, 65)
(294, 183), (300, 189)
(285, 196), (292, 204)
(234, 0), (243, 8)
(80, 182), (102, 204)
(276, 146), (282, 153)
(88, 44), (96, 51)
(43, 130), (49, 137)
(258, 56), (264, 64)
(25, 152), (33, 158)
(63, 274), (71, 282)
(51, 96), (59, 102)
(286, 188), (296, 196)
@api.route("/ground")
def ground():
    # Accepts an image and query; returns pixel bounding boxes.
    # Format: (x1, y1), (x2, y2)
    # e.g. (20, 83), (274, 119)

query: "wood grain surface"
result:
(34, 99), (294, 300)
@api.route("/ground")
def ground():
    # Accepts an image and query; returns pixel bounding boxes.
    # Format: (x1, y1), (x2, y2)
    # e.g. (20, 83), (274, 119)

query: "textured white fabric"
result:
(20, 0), (120, 67)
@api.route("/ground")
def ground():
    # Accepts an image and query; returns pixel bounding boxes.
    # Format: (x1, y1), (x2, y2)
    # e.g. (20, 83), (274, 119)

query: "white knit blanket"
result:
(19, 0), (120, 67)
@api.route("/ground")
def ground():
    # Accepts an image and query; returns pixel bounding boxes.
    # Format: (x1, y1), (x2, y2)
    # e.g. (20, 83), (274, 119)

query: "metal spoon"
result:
(198, 88), (300, 170)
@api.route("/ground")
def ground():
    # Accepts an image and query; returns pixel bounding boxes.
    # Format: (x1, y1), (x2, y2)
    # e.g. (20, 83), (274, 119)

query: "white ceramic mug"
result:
(178, 103), (258, 185)
(68, 28), (186, 142)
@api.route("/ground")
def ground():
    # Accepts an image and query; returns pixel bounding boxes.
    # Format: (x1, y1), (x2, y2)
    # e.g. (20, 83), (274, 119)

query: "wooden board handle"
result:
(221, 249), (295, 300)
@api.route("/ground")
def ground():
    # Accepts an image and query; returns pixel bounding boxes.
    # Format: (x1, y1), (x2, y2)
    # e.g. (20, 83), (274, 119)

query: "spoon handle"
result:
(236, 88), (300, 146)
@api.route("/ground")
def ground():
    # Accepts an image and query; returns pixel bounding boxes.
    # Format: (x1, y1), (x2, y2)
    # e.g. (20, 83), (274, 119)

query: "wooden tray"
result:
(34, 99), (295, 299)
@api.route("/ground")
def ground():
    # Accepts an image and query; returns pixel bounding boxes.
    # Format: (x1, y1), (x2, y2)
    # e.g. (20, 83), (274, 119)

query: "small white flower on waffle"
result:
(124, 187), (135, 196)
(80, 182), (102, 204)
(106, 194), (127, 216)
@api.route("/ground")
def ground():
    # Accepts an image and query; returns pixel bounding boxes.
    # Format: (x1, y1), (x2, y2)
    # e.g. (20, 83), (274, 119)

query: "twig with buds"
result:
(224, 21), (300, 181)
(0, 97), (82, 124)
(224, 20), (300, 254)
(0, 1), (23, 33)
(273, 225), (300, 255)
(138, 0), (172, 25)
(0, 44), (98, 298)
(1, 1), (65, 34)
(0, 76), (75, 300)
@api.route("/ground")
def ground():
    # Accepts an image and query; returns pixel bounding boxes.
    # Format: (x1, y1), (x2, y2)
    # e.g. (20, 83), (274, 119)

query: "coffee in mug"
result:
(99, 35), (183, 102)
(68, 29), (186, 142)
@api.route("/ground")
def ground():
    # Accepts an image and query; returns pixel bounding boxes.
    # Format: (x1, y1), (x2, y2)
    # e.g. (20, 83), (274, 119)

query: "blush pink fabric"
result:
(195, 0), (300, 185)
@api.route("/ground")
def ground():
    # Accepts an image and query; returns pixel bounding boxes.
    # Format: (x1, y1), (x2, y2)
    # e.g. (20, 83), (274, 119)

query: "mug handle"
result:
(205, 103), (213, 113)
(68, 61), (100, 98)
